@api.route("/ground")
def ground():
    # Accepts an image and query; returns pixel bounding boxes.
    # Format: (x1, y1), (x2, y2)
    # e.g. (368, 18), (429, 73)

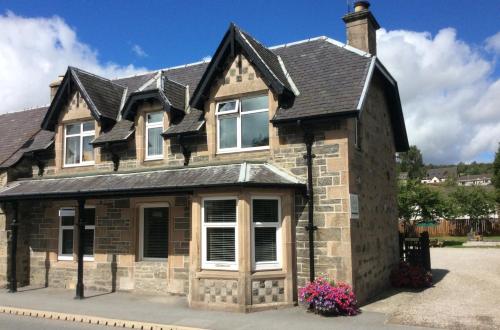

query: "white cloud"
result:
(485, 31), (500, 54)
(132, 44), (148, 57)
(377, 28), (500, 164)
(0, 11), (146, 114)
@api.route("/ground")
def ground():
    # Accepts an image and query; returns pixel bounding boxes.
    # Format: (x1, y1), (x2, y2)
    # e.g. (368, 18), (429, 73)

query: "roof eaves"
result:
(69, 67), (102, 118)
(323, 37), (372, 58)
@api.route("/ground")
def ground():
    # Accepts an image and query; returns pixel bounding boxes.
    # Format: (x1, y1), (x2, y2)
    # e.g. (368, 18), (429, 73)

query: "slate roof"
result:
(164, 78), (186, 111)
(91, 119), (134, 146)
(457, 174), (492, 182)
(425, 167), (458, 179)
(271, 38), (372, 122)
(0, 107), (54, 169)
(71, 67), (126, 120)
(0, 162), (304, 200)
(163, 108), (205, 137)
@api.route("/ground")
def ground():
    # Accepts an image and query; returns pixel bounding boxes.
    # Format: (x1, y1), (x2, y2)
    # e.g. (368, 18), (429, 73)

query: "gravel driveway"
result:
(363, 248), (500, 329)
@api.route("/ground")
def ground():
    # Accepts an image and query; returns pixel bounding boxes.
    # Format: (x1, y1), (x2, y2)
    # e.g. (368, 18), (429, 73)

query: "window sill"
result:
(138, 258), (168, 262)
(58, 256), (73, 261)
(216, 146), (270, 155)
(63, 162), (95, 168)
(253, 264), (282, 272)
(144, 157), (164, 162)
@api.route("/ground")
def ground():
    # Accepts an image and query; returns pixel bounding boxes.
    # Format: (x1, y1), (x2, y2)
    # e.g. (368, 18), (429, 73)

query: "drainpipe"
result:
(8, 201), (18, 293)
(303, 132), (317, 282)
(75, 198), (86, 299)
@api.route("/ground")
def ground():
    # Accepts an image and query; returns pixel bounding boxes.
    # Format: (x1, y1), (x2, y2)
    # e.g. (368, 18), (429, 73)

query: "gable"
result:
(190, 23), (296, 111)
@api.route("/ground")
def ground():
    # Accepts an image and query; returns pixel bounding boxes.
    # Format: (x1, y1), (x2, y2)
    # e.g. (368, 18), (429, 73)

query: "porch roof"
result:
(0, 162), (304, 201)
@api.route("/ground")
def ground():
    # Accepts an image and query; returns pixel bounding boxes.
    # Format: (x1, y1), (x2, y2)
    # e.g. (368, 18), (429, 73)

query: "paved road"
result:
(0, 313), (109, 330)
(364, 248), (500, 329)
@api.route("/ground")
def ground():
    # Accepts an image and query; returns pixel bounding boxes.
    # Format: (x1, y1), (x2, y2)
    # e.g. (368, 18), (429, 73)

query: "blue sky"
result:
(0, 1), (499, 164)
(2, 0), (498, 70)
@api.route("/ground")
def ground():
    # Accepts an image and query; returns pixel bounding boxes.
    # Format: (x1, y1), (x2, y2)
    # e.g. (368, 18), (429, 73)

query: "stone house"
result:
(421, 167), (458, 184)
(457, 174), (492, 186)
(0, 2), (408, 312)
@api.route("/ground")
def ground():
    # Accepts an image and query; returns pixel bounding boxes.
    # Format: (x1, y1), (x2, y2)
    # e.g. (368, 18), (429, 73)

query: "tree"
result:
(398, 180), (445, 235)
(398, 145), (425, 180)
(450, 187), (496, 234)
(493, 144), (500, 205)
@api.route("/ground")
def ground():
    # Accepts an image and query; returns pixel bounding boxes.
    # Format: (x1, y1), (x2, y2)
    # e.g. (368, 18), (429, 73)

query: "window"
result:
(252, 197), (281, 270)
(139, 205), (169, 260)
(216, 95), (269, 153)
(58, 207), (95, 261)
(202, 198), (238, 270)
(64, 121), (95, 166)
(58, 208), (75, 260)
(145, 111), (164, 160)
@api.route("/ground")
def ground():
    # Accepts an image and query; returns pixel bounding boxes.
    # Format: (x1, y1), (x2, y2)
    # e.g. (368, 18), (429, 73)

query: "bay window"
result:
(216, 95), (269, 153)
(202, 198), (238, 270)
(139, 205), (169, 260)
(145, 111), (164, 160)
(64, 121), (95, 166)
(252, 198), (281, 270)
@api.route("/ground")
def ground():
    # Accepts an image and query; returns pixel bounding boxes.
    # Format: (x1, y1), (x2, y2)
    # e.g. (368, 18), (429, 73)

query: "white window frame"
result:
(58, 208), (75, 261)
(201, 197), (238, 271)
(139, 203), (170, 261)
(63, 121), (96, 168)
(145, 111), (164, 161)
(216, 96), (270, 154)
(251, 196), (282, 271)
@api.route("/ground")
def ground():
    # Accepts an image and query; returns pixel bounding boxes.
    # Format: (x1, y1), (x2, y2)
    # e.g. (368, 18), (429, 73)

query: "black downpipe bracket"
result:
(75, 199), (86, 299)
(8, 201), (19, 293)
(303, 132), (317, 282)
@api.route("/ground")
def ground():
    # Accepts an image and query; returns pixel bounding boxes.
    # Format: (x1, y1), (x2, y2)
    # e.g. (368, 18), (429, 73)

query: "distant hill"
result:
(426, 162), (493, 176)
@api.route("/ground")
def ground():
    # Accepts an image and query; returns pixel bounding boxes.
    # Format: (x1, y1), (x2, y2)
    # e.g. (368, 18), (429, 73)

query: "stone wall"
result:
(0, 201), (7, 287)
(348, 73), (399, 302)
(21, 196), (190, 294)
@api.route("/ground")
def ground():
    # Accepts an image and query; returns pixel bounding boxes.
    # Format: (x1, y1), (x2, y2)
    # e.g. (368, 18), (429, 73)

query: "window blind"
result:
(253, 199), (278, 222)
(254, 227), (277, 262)
(204, 200), (236, 222)
(143, 207), (169, 259)
(206, 228), (235, 262)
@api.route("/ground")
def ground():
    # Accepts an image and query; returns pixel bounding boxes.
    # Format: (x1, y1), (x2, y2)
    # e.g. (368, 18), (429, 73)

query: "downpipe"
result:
(303, 132), (317, 282)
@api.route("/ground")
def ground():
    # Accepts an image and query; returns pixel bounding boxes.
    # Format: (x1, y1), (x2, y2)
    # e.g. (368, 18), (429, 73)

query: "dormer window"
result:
(64, 121), (95, 167)
(145, 111), (164, 160)
(216, 95), (269, 153)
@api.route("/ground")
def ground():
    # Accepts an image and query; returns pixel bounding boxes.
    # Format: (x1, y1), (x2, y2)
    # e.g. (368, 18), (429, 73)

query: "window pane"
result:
(147, 112), (163, 123)
(255, 227), (277, 262)
(61, 215), (74, 226)
(82, 121), (95, 132)
(66, 124), (81, 135)
(82, 135), (94, 162)
(241, 95), (268, 112)
(143, 207), (169, 259)
(253, 199), (279, 223)
(219, 116), (237, 149)
(62, 229), (73, 255)
(83, 228), (94, 256)
(204, 200), (236, 223)
(83, 208), (95, 226)
(65, 136), (80, 164)
(241, 111), (269, 148)
(207, 228), (235, 262)
(217, 100), (237, 113)
(147, 127), (163, 156)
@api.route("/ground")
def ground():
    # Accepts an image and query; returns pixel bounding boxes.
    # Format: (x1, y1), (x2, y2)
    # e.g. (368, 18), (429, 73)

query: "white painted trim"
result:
(264, 164), (303, 184)
(201, 197), (238, 271)
(323, 37), (372, 58)
(139, 203), (170, 261)
(63, 121), (96, 168)
(145, 111), (164, 160)
(238, 162), (248, 182)
(269, 36), (327, 50)
(357, 56), (376, 111)
(58, 207), (75, 260)
(251, 196), (282, 271)
(137, 71), (162, 92)
(277, 55), (300, 96)
(117, 87), (128, 119)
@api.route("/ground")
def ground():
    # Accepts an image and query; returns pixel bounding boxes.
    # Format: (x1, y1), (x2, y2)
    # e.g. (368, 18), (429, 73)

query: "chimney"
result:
(49, 75), (65, 101)
(342, 1), (380, 55)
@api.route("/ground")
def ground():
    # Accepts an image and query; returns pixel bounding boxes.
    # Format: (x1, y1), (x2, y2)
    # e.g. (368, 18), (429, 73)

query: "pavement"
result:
(0, 313), (110, 330)
(0, 287), (429, 330)
(364, 248), (500, 329)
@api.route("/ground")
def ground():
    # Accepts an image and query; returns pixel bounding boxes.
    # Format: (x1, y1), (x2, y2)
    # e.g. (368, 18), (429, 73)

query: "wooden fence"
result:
(400, 219), (500, 237)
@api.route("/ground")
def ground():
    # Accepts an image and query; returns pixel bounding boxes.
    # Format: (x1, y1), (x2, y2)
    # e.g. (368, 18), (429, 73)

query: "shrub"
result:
(390, 261), (432, 288)
(298, 276), (359, 316)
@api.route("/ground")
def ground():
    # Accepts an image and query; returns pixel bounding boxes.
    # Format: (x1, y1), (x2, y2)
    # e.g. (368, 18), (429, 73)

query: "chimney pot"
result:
(49, 74), (65, 101)
(354, 1), (370, 12)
